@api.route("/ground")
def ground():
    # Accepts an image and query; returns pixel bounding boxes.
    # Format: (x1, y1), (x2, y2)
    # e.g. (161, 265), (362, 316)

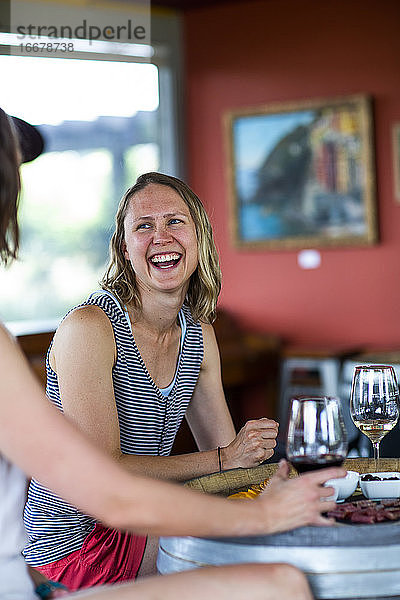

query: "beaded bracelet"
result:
(35, 581), (68, 599)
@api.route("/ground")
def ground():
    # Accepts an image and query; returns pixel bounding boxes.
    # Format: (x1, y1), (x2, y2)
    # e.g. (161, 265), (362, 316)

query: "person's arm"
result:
(0, 324), (345, 538)
(51, 308), (277, 482)
(50, 306), (225, 480)
(185, 323), (279, 469)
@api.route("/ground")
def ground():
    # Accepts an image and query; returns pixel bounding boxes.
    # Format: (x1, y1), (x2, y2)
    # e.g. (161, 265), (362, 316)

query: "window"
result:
(0, 20), (181, 328)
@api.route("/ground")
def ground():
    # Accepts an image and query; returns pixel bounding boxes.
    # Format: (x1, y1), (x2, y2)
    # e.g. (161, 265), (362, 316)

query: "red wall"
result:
(184, 0), (400, 350)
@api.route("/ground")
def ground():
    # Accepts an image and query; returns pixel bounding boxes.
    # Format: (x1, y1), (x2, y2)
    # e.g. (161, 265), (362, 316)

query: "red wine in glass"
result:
(290, 454), (345, 474)
(286, 396), (347, 475)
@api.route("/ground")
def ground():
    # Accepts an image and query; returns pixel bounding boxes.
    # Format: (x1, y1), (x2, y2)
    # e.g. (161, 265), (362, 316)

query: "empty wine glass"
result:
(286, 396), (348, 474)
(350, 365), (400, 468)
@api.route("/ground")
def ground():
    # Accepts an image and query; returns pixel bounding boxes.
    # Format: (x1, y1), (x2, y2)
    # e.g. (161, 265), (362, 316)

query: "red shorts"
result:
(36, 523), (147, 591)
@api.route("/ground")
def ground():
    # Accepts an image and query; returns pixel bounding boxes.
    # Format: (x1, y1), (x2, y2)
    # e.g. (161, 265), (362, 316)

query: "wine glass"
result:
(350, 365), (400, 468)
(286, 396), (348, 474)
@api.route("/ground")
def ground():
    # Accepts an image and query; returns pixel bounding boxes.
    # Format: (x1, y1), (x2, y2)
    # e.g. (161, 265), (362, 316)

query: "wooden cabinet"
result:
(17, 331), (54, 387)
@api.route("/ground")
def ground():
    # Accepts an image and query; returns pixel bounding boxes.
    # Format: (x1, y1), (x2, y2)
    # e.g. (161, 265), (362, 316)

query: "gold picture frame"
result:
(393, 123), (400, 203)
(224, 95), (377, 249)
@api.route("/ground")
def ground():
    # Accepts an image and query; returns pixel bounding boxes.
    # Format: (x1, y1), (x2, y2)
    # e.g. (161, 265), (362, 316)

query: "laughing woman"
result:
(24, 172), (280, 589)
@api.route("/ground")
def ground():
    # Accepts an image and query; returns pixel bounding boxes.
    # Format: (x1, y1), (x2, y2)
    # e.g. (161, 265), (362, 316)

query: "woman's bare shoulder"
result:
(199, 322), (220, 371)
(200, 321), (217, 344)
(53, 304), (114, 350)
(50, 305), (116, 372)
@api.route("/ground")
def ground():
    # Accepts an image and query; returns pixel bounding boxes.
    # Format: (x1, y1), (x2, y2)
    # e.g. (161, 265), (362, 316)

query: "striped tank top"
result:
(23, 291), (204, 566)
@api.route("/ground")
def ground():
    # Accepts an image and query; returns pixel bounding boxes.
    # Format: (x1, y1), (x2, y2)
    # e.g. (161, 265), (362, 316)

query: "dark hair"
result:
(0, 108), (20, 265)
(102, 172), (222, 323)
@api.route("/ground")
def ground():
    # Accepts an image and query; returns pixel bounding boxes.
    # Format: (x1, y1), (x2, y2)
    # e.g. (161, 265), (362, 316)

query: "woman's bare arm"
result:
(50, 306), (225, 480)
(0, 324), (345, 539)
(185, 323), (278, 469)
(50, 308), (276, 481)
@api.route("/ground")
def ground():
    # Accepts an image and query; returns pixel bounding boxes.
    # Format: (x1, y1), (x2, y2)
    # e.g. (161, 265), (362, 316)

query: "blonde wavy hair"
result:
(101, 172), (222, 323)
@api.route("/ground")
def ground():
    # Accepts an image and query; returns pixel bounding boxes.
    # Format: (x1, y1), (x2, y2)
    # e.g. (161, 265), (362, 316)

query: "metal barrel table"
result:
(157, 458), (400, 600)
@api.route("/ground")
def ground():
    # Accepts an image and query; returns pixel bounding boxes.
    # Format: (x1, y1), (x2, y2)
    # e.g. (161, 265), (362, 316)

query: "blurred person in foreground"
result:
(0, 107), (343, 600)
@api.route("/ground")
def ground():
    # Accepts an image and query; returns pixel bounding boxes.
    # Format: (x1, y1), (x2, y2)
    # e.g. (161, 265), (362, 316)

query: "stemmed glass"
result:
(350, 365), (400, 468)
(286, 396), (348, 474)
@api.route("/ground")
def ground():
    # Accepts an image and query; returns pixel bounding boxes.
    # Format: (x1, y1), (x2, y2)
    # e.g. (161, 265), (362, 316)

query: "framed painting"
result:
(225, 95), (377, 249)
(393, 123), (400, 203)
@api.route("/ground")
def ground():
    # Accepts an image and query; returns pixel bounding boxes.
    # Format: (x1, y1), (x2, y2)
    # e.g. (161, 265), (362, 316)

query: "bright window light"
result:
(0, 55), (158, 125)
(0, 54), (160, 324)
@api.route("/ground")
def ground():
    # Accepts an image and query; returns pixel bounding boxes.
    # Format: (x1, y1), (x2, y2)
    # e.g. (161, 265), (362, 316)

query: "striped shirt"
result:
(23, 291), (204, 566)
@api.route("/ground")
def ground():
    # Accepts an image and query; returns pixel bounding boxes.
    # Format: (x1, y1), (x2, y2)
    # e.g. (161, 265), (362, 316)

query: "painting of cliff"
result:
(225, 95), (377, 249)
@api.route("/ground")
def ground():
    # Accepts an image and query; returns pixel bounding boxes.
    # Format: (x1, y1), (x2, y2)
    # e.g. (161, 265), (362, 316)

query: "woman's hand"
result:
(256, 459), (345, 533)
(221, 418), (279, 469)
